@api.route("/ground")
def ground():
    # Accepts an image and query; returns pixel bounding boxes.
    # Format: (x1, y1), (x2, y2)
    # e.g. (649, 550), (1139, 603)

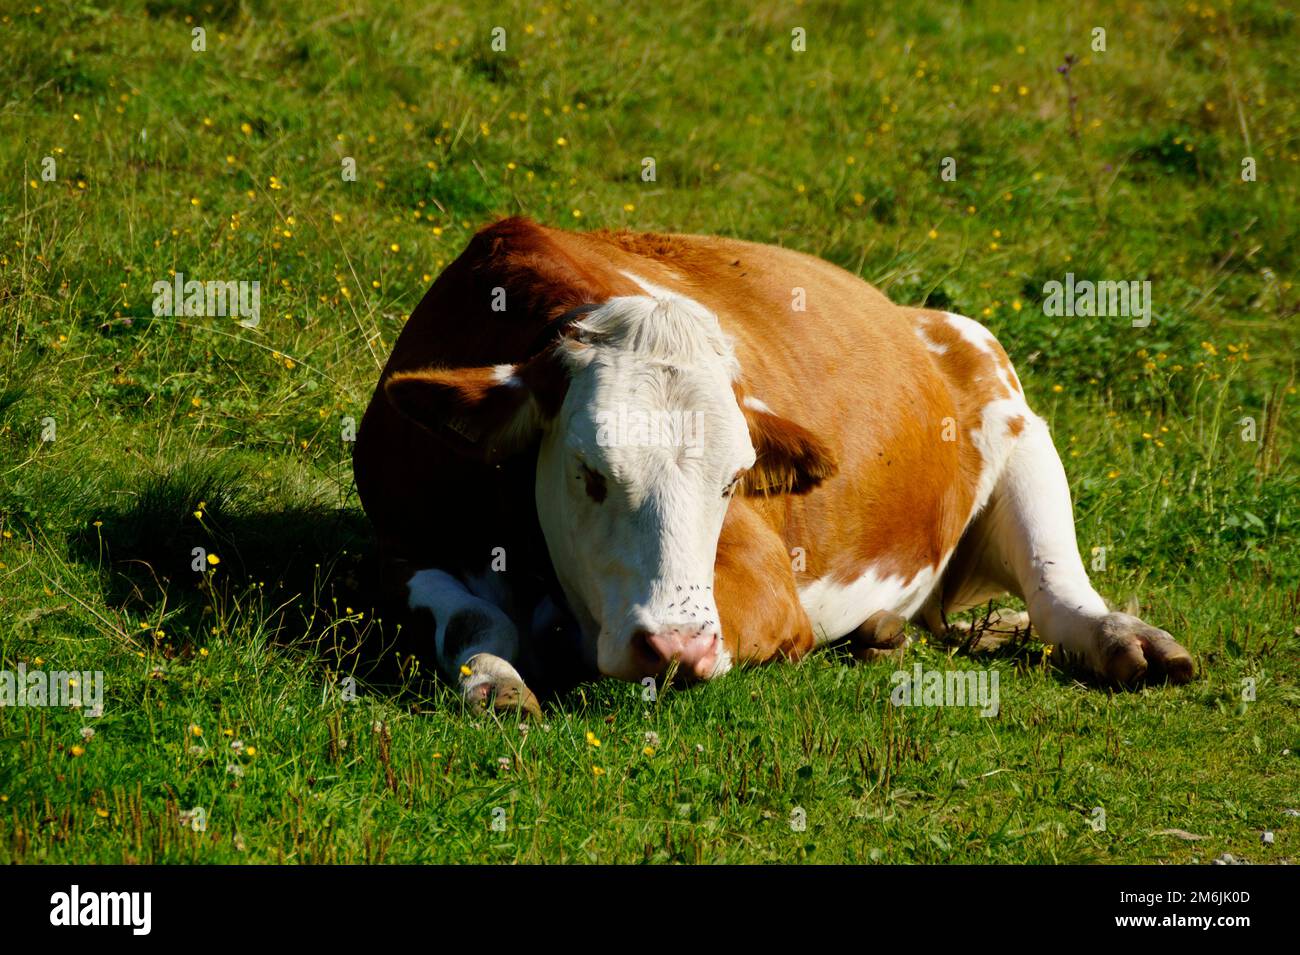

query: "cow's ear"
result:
(384, 351), (566, 462)
(740, 401), (837, 495)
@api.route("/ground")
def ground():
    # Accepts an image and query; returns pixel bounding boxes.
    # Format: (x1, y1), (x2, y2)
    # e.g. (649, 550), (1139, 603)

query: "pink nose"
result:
(634, 625), (720, 680)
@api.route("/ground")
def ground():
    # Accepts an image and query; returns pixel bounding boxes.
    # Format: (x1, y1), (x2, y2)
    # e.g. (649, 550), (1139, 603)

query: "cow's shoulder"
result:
(385, 217), (618, 374)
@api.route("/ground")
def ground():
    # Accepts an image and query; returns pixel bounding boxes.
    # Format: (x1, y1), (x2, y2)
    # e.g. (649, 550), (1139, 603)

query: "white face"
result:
(534, 296), (755, 683)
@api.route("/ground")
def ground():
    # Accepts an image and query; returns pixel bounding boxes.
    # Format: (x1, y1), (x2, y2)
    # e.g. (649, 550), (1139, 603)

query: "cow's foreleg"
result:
(955, 415), (1194, 685)
(405, 568), (541, 716)
(714, 500), (815, 666)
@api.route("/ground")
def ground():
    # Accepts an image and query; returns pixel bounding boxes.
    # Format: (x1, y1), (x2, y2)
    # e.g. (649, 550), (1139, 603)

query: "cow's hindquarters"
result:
(922, 412), (1194, 684)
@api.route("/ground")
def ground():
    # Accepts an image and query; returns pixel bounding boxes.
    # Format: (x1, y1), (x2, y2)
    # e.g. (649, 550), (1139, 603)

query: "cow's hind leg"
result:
(405, 568), (541, 716)
(938, 416), (1193, 685)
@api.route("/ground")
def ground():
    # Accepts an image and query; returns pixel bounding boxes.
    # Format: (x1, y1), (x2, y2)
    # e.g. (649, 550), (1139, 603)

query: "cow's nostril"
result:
(631, 628), (663, 668)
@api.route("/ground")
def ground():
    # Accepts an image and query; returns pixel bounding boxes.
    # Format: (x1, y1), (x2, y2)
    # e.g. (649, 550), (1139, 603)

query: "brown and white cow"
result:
(354, 217), (1193, 714)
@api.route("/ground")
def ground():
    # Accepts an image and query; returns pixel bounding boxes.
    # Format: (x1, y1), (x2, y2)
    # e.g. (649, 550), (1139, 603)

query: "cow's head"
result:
(385, 286), (835, 682)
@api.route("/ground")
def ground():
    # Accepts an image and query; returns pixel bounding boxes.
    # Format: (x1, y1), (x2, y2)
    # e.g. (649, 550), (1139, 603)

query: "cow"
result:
(354, 217), (1193, 715)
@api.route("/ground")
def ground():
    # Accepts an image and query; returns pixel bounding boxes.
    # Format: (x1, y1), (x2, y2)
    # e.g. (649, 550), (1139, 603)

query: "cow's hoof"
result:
(491, 679), (543, 718)
(1096, 613), (1194, 686)
(850, 611), (908, 662)
(465, 677), (542, 719)
(460, 653), (543, 718)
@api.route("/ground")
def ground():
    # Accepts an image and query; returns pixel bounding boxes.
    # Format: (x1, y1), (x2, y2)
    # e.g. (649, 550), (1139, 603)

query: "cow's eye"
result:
(579, 462), (608, 503)
(723, 470), (745, 498)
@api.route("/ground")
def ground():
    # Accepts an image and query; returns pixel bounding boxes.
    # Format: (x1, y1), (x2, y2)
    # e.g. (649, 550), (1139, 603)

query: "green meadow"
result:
(0, 0), (1296, 863)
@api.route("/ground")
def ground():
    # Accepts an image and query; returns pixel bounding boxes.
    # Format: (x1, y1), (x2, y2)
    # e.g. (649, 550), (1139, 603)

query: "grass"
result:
(0, 0), (1297, 863)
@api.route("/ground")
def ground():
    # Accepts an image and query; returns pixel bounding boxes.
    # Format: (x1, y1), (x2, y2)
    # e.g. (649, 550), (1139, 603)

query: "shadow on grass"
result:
(63, 455), (592, 706)
(64, 456), (430, 697)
